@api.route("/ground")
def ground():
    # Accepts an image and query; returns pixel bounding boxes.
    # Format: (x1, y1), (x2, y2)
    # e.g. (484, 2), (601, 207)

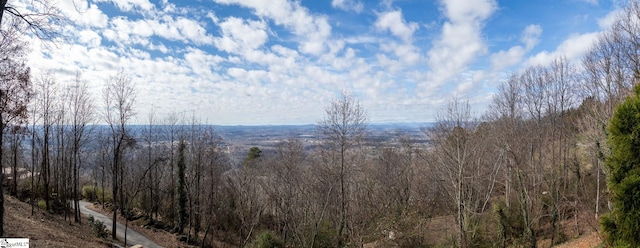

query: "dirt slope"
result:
(3, 194), (112, 247)
(553, 232), (602, 248)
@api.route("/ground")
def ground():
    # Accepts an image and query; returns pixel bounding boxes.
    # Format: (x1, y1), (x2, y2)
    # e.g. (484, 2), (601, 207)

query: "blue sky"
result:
(21, 0), (622, 125)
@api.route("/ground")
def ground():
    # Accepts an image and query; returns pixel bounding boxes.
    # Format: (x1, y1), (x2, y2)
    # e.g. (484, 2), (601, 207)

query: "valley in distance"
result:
(119, 122), (430, 165)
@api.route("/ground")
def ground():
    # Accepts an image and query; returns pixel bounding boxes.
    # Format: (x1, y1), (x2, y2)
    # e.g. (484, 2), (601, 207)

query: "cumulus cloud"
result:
(20, 0), (619, 124)
(522, 25), (542, 49)
(526, 32), (600, 67)
(103, 15), (214, 47)
(57, 1), (109, 28)
(184, 47), (224, 77)
(213, 0), (332, 56)
(78, 29), (102, 48)
(490, 24), (542, 70)
(373, 10), (421, 71)
(375, 10), (418, 43)
(213, 17), (268, 54)
(598, 8), (622, 29)
(423, 0), (497, 94)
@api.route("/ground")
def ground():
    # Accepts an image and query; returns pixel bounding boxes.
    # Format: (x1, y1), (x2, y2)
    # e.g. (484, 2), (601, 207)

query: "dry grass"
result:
(4, 194), (112, 247)
(553, 232), (602, 248)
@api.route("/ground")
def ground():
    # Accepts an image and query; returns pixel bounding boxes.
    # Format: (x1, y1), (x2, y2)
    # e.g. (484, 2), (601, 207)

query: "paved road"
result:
(78, 201), (163, 248)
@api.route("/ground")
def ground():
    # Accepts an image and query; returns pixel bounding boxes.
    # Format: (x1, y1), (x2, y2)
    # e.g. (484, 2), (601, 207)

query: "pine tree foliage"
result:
(602, 84), (640, 247)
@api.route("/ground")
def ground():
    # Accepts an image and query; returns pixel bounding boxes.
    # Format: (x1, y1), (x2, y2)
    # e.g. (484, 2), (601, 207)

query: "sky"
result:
(17, 0), (624, 125)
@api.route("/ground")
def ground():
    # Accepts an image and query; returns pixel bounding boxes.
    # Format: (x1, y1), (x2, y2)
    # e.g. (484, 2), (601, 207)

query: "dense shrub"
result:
(493, 201), (525, 246)
(82, 185), (112, 203)
(248, 231), (284, 248)
(37, 200), (46, 210)
(310, 220), (338, 248)
(88, 215), (110, 239)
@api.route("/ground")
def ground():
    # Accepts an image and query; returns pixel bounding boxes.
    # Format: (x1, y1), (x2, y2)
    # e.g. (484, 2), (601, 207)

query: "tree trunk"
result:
(112, 151), (118, 240)
(595, 159), (600, 220)
(0, 0), (7, 28)
(30, 125), (35, 216)
(74, 152), (80, 223)
(11, 133), (17, 196)
(516, 169), (536, 248)
(42, 125), (50, 211)
(0, 113), (5, 236)
(458, 166), (467, 248)
(202, 224), (210, 248)
(125, 216), (129, 246)
(338, 144), (346, 247)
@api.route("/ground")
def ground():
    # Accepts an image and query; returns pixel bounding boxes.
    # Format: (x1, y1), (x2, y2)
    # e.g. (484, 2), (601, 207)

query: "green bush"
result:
(493, 200), (524, 246)
(88, 215), (110, 239)
(82, 185), (97, 202)
(310, 220), (338, 248)
(17, 179), (34, 201)
(248, 231), (284, 248)
(37, 200), (46, 210)
(37, 199), (67, 214)
(82, 185), (112, 203)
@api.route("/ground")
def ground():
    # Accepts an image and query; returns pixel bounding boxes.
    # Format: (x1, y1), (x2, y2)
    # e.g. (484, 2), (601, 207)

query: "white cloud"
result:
(490, 24), (542, 70)
(441, 0), (495, 23)
(522, 24), (542, 49)
(598, 8), (622, 29)
(373, 10), (421, 72)
(490, 46), (527, 71)
(58, 1), (109, 28)
(331, 0), (364, 13)
(104, 15), (214, 47)
(184, 47), (225, 77)
(173, 17), (214, 45)
(78, 29), (102, 48)
(526, 32), (601, 67)
(374, 10), (418, 43)
(213, 0), (332, 56)
(20, 0), (620, 125)
(94, 0), (154, 13)
(424, 0), (497, 94)
(214, 17), (268, 53)
(378, 42), (421, 70)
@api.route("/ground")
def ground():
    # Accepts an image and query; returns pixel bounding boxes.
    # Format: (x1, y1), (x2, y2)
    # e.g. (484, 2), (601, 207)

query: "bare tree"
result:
(317, 91), (368, 246)
(163, 112), (181, 226)
(486, 73), (524, 209)
(0, 18), (31, 236)
(579, 1), (638, 222)
(102, 71), (136, 240)
(0, 0), (66, 43)
(141, 108), (160, 221)
(427, 99), (498, 248)
(32, 72), (57, 214)
(261, 138), (308, 246)
(65, 72), (94, 223)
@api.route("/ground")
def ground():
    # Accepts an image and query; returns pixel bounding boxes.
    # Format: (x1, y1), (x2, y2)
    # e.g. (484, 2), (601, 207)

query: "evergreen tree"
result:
(244, 146), (262, 165)
(602, 84), (640, 247)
